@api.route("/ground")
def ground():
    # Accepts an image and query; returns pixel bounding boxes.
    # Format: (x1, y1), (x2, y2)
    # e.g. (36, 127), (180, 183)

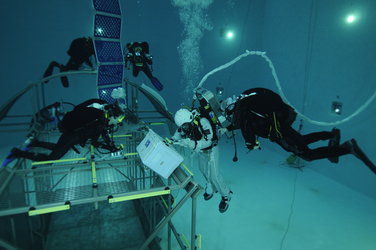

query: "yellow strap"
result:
(273, 112), (283, 138)
(193, 118), (199, 125)
(268, 112), (283, 139)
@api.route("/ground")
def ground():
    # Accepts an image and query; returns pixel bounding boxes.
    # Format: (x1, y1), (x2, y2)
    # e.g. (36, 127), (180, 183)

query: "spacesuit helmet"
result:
(174, 108), (194, 127)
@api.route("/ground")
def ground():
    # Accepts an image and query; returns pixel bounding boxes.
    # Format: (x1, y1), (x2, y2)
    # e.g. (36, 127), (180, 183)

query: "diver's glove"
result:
(173, 138), (195, 149)
(246, 140), (261, 150)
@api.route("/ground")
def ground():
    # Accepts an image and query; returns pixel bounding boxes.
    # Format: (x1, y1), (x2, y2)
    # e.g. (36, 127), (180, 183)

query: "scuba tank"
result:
(193, 87), (238, 161)
(194, 87), (231, 128)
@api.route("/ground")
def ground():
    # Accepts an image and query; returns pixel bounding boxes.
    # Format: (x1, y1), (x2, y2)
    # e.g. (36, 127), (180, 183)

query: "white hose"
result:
(195, 50), (376, 126)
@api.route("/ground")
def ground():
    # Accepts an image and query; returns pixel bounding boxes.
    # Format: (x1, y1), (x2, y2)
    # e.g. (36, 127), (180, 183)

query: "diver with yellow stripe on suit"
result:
(221, 87), (376, 174)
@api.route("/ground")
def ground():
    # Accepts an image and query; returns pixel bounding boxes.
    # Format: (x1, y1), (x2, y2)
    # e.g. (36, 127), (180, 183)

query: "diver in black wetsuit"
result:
(43, 37), (95, 88)
(10, 99), (124, 162)
(223, 87), (376, 174)
(125, 41), (163, 91)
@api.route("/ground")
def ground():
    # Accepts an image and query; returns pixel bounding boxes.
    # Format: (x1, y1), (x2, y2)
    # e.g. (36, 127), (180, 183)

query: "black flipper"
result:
(349, 139), (376, 174)
(150, 77), (164, 91)
(2, 143), (32, 167)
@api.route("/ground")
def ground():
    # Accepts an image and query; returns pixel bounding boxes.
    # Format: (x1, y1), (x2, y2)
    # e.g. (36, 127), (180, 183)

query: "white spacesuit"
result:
(172, 108), (232, 213)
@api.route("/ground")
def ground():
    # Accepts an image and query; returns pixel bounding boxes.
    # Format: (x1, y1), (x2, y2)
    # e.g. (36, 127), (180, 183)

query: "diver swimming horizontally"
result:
(43, 37), (95, 88)
(221, 87), (376, 174)
(125, 41), (164, 91)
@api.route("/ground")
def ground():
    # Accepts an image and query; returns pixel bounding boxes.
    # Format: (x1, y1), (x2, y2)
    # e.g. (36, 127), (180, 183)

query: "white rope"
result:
(195, 50), (264, 91)
(195, 50), (376, 126)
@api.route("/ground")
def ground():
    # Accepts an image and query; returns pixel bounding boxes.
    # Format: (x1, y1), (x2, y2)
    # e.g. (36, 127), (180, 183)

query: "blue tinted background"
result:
(0, 0), (375, 228)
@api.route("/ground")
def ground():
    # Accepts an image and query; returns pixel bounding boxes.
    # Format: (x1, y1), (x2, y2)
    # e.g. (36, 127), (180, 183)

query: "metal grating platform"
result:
(0, 128), (151, 213)
(0, 124), (202, 250)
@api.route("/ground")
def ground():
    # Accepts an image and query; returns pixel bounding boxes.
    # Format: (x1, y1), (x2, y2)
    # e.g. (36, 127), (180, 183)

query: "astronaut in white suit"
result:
(172, 108), (232, 213)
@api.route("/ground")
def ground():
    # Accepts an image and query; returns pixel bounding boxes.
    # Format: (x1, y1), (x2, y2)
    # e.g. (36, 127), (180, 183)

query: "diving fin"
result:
(2, 138), (33, 167)
(344, 139), (376, 174)
(150, 77), (163, 91)
(2, 152), (16, 167)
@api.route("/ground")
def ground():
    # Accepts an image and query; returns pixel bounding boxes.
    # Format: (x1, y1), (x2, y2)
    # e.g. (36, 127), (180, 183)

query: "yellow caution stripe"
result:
(108, 189), (171, 203)
(28, 204), (70, 216)
(160, 195), (175, 209)
(91, 161), (97, 184)
(90, 145), (97, 186)
(180, 234), (190, 249)
(181, 163), (194, 176)
(124, 152), (138, 156)
(197, 234), (202, 249)
(112, 134), (132, 138)
(31, 157), (87, 166)
(149, 122), (165, 126)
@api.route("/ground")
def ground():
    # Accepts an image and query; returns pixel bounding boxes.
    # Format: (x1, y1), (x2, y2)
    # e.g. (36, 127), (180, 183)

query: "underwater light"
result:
(226, 31), (234, 39)
(220, 27), (235, 40)
(331, 101), (343, 115)
(346, 14), (357, 23)
(96, 27), (104, 34)
(216, 86), (224, 96)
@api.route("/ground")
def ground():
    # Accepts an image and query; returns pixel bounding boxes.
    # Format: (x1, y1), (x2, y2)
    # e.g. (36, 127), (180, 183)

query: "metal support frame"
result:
(0, 1), (200, 246)
(0, 124), (203, 249)
(140, 181), (201, 250)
